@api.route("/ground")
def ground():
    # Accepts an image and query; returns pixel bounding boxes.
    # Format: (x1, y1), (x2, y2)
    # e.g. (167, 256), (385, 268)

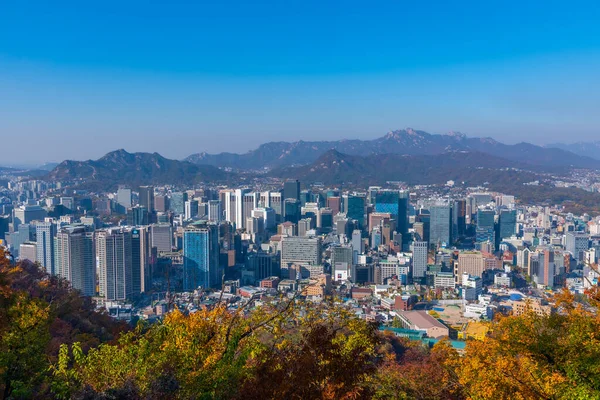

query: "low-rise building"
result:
(395, 310), (449, 338)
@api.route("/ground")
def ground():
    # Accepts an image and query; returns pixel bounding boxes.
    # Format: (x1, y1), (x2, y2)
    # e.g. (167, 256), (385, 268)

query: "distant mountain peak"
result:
(383, 128), (427, 140)
(446, 131), (467, 139)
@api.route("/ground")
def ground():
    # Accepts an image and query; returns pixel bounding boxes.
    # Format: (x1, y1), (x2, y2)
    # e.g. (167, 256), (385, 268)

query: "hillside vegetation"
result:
(1, 248), (599, 399)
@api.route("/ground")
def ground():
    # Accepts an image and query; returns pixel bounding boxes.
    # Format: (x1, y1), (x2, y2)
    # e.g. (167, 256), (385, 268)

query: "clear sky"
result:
(1, 1), (600, 165)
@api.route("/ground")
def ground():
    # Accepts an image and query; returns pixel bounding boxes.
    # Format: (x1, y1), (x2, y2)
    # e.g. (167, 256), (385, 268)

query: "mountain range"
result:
(270, 149), (540, 186)
(45, 129), (600, 191)
(546, 141), (600, 161)
(47, 149), (232, 190)
(185, 128), (600, 170)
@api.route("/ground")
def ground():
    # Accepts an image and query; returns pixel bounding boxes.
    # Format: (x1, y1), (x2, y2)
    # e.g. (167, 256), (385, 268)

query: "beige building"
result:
(512, 299), (554, 317)
(455, 252), (485, 283)
(304, 274), (332, 297)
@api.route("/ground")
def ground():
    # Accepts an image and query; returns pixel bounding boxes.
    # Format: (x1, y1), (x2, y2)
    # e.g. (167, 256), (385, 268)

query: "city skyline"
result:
(1, 1), (600, 164)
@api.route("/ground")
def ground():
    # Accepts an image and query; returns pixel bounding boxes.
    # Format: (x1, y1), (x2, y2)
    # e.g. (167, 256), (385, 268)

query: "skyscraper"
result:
(373, 190), (409, 242)
(343, 194), (365, 228)
(498, 209), (517, 240)
(12, 204), (47, 230)
(268, 191), (283, 222)
(374, 190), (400, 219)
(326, 196), (341, 215)
(169, 192), (188, 215)
(236, 189), (249, 227)
(208, 200), (222, 222)
(242, 192), (259, 230)
(138, 186), (155, 212)
(127, 206), (149, 226)
(184, 199), (199, 220)
(96, 228), (133, 301)
(35, 220), (56, 274)
(284, 199), (301, 224)
(150, 224), (173, 252)
(452, 199), (467, 238)
(411, 241), (428, 280)
(280, 236), (322, 267)
(154, 194), (168, 213)
(429, 205), (452, 247)
(476, 208), (496, 247)
(183, 223), (220, 290)
(131, 226), (150, 293)
(55, 224), (95, 297)
(116, 188), (132, 209)
(283, 180), (300, 201)
(398, 191), (410, 242)
(565, 232), (589, 262)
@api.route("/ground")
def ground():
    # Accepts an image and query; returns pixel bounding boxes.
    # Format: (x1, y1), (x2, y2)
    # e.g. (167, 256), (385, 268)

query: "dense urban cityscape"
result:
(2, 2), (600, 398)
(2, 165), (599, 342)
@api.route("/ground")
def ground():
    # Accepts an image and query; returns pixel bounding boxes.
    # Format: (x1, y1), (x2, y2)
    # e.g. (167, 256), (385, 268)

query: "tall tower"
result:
(138, 186), (155, 212)
(429, 204), (452, 247)
(283, 180), (300, 201)
(131, 226), (150, 293)
(35, 220), (56, 275)
(411, 241), (428, 280)
(96, 228), (133, 301)
(55, 224), (96, 297)
(183, 223), (220, 291)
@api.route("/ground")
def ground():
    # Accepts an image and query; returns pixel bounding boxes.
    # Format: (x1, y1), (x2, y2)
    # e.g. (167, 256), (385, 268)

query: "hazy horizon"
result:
(1, 1), (599, 165)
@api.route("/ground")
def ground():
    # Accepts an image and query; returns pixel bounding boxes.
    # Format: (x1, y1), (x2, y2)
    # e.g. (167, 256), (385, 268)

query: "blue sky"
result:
(1, 1), (599, 165)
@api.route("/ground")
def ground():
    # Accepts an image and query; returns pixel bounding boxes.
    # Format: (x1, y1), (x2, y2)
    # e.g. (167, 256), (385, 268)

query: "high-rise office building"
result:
(169, 192), (188, 215)
(138, 186), (155, 212)
(374, 191), (399, 221)
(373, 190), (409, 241)
(533, 247), (556, 288)
(565, 232), (588, 262)
(326, 196), (341, 215)
(127, 206), (149, 226)
(154, 194), (168, 213)
(242, 192), (259, 230)
(455, 252), (485, 282)
(5, 224), (34, 259)
(97, 228), (133, 301)
(208, 200), (222, 222)
(247, 253), (278, 281)
(398, 191), (410, 242)
(283, 180), (300, 201)
(297, 218), (312, 237)
(117, 188), (132, 209)
(183, 223), (220, 290)
(131, 226), (150, 293)
(268, 191), (283, 222)
(283, 199), (301, 224)
(19, 242), (37, 262)
(12, 204), (47, 230)
(252, 207), (276, 230)
(150, 224), (173, 252)
(55, 224), (95, 297)
(60, 197), (75, 212)
(411, 241), (428, 280)
(299, 190), (311, 207)
(343, 194), (365, 228)
(429, 205), (452, 247)
(280, 236), (322, 267)
(35, 220), (56, 274)
(452, 199), (467, 238)
(498, 209), (517, 240)
(476, 208), (496, 247)
(184, 200), (199, 220)
(234, 189), (250, 228)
